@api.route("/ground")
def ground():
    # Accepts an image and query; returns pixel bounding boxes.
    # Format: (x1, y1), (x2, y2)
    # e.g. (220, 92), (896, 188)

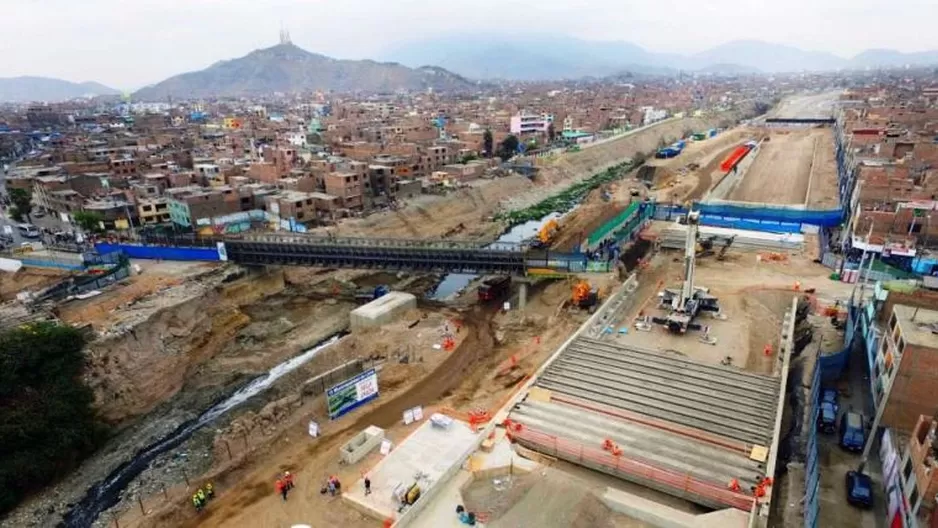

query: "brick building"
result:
(876, 304), (938, 433)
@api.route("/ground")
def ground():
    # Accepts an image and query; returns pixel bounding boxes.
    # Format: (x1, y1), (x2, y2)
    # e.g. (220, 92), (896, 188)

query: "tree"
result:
(547, 122), (556, 142)
(8, 188), (31, 222)
(8, 206), (23, 223)
(73, 211), (105, 233)
(0, 323), (108, 514)
(482, 129), (494, 158)
(497, 135), (520, 161)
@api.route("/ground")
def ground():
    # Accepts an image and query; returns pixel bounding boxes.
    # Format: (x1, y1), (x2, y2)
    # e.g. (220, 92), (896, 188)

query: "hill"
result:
(0, 77), (119, 103)
(133, 43), (475, 100)
(384, 36), (938, 79)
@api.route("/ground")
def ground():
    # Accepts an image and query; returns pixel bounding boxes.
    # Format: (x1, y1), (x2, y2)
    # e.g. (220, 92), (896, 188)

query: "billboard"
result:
(327, 369), (378, 420)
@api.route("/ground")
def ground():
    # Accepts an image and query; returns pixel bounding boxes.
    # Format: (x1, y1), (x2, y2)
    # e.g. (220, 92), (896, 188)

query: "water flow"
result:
(62, 334), (343, 528)
(430, 213), (562, 300)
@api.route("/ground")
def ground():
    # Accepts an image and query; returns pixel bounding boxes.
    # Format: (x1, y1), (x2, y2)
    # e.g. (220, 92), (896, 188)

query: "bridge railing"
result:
(142, 232), (526, 252)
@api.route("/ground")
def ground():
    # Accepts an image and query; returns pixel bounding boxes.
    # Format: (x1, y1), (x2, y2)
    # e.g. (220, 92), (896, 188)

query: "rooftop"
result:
(894, 304), (938, 349)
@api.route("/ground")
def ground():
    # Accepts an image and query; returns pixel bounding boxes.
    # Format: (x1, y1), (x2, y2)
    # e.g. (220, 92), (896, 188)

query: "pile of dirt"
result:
(468, 468), (646, 528)
(550, 186), (627, 251)
(0, 267), (69, 301)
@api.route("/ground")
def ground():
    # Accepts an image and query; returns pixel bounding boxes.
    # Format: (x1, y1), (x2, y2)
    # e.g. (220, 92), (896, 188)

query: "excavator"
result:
(696, 234), (736, 260)
(571, 280), (599, 311)
(530, 219), (560, 249)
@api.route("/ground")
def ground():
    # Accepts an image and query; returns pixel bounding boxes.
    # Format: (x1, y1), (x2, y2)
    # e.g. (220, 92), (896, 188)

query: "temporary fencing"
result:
(654, 202), (843, 231)
(94, 243), (223, 261)
(509, 424), (755, 511)
(585, 201), (657, 251)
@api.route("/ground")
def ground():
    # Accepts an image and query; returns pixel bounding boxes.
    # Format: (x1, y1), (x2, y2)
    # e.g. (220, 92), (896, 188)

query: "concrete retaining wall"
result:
(706, 142), (760, 202)
(340, 426), (385, 465)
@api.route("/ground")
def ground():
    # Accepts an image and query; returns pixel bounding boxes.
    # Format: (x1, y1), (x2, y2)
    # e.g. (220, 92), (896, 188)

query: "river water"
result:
(429, 212), (563, 300)
(62, 334), (344, 527)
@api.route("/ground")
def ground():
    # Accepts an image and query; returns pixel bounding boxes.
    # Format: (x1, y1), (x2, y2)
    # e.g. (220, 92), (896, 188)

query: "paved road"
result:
(769, 90), (842, 120)
(0, 170), (74, 249)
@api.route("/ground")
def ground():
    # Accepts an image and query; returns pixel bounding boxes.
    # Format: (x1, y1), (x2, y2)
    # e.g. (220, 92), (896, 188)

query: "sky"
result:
(5, 0), (938, 89)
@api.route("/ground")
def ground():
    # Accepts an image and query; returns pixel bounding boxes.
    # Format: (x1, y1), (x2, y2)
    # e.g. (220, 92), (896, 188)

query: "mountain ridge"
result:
(0, 76), (120, 103)
(382, 36), (938, 79)
(133, 43), (476, 100)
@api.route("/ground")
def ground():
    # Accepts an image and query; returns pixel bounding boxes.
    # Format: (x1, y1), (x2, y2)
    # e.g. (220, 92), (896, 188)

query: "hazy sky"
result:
(5, 0), (938, 89)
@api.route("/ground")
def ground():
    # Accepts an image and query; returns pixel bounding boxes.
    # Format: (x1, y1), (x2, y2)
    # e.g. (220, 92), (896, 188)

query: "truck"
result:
(478, 276), (511, 302)
(355, 285), (389, 302)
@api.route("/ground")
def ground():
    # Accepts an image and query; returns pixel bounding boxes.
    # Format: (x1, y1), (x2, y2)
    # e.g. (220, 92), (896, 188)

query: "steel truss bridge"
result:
(143, 233), (610, 276)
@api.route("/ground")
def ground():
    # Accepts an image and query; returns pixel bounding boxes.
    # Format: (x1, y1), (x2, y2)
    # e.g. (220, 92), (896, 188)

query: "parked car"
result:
(32, 209), (46, 218)
(845, 470), (873, 508)
(818, 388), (839, 433)
(840, 411), (866, 452)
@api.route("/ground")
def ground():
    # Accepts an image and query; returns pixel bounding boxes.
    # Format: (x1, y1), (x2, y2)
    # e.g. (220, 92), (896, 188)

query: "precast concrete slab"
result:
(342, 418), (480, 522)
(507, 335), (782, 511)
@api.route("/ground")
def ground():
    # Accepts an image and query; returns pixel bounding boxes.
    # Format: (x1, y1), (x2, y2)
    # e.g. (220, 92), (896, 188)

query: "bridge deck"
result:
(139, 234), (605, 275)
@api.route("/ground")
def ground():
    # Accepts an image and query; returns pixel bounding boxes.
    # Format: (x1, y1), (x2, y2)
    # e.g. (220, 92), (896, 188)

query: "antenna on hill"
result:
(279, 22), (292, 45)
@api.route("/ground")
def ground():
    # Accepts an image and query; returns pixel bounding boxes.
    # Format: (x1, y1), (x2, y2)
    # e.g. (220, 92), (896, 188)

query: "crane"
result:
(653, 211), (721, 333)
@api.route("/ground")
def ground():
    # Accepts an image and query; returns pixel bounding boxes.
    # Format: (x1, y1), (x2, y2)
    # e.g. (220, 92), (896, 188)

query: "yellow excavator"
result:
(571, 280), (599, 311)
(531, 219), (560, 249)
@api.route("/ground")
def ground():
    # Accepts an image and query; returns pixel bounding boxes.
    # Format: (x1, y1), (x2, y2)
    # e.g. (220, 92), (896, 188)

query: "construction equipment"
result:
(572, 280), (599, 310)
(717, 235), (736, 260)
(355, 284), (389, 302)
(653, 211), (720, 333)
(530, 218), (560, 249)
(478, 276), (511, 302)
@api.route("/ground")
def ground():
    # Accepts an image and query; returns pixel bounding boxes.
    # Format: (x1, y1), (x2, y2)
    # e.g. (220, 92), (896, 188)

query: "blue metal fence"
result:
(94, 243), (222, 261)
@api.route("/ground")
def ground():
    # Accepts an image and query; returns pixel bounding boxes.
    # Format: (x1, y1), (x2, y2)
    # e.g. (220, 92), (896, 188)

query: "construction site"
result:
(0, 104), (858, 528)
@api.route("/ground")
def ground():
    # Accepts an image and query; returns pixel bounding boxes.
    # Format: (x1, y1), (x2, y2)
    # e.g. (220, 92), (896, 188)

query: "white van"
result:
(17, 224), (40, 238)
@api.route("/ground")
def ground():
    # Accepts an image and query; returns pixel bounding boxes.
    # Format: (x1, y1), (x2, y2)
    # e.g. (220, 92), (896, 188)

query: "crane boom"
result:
(679, 211), (700, 311)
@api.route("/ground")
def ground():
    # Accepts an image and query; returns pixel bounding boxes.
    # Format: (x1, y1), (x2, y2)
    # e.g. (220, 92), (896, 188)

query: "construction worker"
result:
(283, 471), (294, 491)
(204, 482), (214, 500)
(192, 493), (203, 512)
(364, 476), (372, 496)
(276, 477), (288, 501)
(196, 487), (206, 506)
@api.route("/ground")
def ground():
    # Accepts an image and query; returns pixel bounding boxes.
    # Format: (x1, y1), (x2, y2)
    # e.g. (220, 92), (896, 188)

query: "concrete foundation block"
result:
(340, 425), (385, 465)
(350, 291), (417, 331)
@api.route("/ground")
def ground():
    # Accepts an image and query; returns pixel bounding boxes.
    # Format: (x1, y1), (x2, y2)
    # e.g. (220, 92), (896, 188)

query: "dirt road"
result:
(806, 128), (839, 208)
(729, 129), (820, 204)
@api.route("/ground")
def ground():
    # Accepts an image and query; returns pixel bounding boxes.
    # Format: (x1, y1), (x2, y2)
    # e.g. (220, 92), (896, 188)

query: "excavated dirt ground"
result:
(609, 239), (859, 374)
(324, 115), (747, 243)
(729, 128), (835, 205)
(114, 279), (592, 528)
(464, 466), (648, 528)
(0, 266), (69, 301)
(646, 128), (757, 203)
(2, 108), (761, 528)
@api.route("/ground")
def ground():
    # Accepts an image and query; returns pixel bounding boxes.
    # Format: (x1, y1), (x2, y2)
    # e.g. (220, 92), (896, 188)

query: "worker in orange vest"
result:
(276, 477), (288, 501)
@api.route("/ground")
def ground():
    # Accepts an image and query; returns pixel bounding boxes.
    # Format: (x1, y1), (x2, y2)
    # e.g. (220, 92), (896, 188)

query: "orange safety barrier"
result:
(720, 145), (752, 172)
(510, 424), (755, 511)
